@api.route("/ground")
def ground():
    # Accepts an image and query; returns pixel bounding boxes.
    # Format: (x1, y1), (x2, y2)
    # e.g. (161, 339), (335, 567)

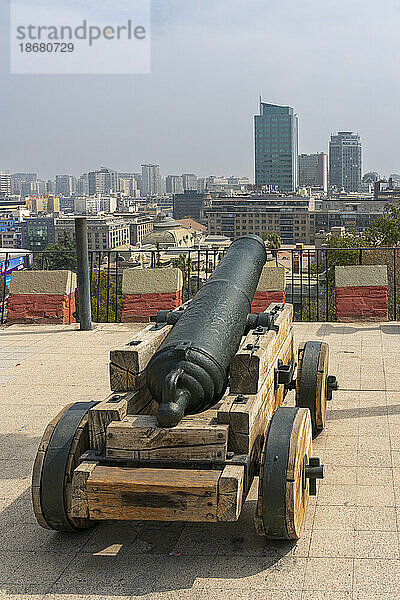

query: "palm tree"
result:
(262, 232), (281, 266)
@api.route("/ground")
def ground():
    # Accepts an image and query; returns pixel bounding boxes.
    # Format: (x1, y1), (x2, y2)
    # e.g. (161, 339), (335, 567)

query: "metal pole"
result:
(75, 217), (92, 331)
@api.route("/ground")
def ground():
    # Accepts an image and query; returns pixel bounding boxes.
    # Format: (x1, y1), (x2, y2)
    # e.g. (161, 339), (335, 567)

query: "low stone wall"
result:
(251, 266), (286, 313)
(7, 270), (77, 324)
(121, 268), (183, 322)
(335, 265), (388, 322)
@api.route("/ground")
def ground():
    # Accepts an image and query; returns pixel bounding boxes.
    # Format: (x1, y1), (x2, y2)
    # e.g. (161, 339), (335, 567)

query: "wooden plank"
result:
(70, 461), (98, 518)
(87, 465), (220, 522)
(106, 414), (228, 461)
(109, 324), (172, 391)
(229, 304), (293, 394)
(217, 464), (244, 522)
(88, 388), (157, 451)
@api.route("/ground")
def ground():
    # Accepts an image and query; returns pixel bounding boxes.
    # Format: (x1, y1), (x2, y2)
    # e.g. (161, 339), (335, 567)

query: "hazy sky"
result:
(1, 0), (400, 180)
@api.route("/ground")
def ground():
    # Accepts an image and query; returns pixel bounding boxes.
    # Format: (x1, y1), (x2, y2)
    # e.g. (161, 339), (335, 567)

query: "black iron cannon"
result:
(146, 234), (268, 427)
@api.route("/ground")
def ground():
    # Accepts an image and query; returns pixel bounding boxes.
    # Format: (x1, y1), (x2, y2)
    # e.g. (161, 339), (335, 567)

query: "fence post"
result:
(75, 217), (92, 331)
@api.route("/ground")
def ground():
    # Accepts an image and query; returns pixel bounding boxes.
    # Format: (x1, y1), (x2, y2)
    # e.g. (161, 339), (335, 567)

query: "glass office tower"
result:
(254, 101), (299, 192)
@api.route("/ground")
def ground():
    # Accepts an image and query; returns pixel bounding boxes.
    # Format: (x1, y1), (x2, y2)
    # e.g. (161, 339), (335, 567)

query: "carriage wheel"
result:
(32, 401), (98, 532)
(296, 341), (336, 435)
(255, 407), (323, 540)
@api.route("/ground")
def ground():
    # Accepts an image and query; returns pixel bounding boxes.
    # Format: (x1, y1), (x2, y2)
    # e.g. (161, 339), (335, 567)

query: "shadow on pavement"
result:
(316, 323), (400, 336)
(0, 488), (302, 597)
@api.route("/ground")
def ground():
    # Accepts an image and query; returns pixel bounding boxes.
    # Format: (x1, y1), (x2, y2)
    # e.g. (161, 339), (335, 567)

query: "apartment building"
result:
(203, 195), (315, 244)
(55, 216), (130, 251)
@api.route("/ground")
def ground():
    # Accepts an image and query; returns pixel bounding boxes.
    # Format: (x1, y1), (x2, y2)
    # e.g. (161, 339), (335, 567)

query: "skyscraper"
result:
(299, 153), (328, 192)
(329, 131), (362, 192)
(0, 172), (11, 196)
(254, 100), (299, 192)
(182, 174), (197, 191)
(55, 175), (77, 196)
(88, 168), (119, 195)
(141, 164), (161, 196)
(166, 175), (183, 195)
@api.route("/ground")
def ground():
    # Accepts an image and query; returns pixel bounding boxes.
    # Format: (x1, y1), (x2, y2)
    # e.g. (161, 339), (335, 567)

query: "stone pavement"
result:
(0, 321), (400, 600)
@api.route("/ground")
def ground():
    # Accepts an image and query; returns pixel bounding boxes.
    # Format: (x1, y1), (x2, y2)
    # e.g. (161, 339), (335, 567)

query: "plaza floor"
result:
(0, 321), (399, 600)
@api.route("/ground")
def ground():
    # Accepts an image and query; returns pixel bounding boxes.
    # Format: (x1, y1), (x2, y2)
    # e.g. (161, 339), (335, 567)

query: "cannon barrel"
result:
(146, 235), (267, 427)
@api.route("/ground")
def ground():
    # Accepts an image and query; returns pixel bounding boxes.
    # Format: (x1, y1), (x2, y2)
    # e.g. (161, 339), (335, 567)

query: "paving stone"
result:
(313, 505), (356, 530)
(316, 484), (356, 506)
(303, 558), (353, 591)
(354, 558), (400, 591)
(354, 531), (399, 559)
(355, 507), (398, 531)
(356, 486), (395, 507)
(356, 467), (393, 486)
(301, 592), (352, 600)
(308, 529), (355, 557)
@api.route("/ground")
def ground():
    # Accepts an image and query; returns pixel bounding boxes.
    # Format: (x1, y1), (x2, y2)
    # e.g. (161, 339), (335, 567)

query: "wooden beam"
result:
(106, 414), (228, 461)
(109, 323), (172, 391)
(221, 315), (294, 455)
(229, 304), (293, 394)
(88, 388), (158, 451)
(217, 464), (244, 522)
(70, 461), (98, 518)
(87, 465), (221, 522)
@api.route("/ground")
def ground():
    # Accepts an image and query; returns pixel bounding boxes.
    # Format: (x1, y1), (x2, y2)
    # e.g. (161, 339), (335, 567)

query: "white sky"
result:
(1, 0), (400, 179)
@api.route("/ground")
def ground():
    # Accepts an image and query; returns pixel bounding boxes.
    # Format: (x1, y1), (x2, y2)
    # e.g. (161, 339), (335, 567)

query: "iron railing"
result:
(1, 246), (399, 324)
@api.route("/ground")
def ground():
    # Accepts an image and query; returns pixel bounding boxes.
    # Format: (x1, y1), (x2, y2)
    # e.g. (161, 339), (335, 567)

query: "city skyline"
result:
(1, 1), (400, 178)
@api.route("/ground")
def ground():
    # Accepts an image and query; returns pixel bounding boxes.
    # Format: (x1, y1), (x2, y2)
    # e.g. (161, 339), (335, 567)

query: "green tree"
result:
(88, 271), (122, 323)
(365, 202), (400, 246)
(38, 232), (77, 270)
(173, 254), (192, 283)
(262, 231), (281, 266)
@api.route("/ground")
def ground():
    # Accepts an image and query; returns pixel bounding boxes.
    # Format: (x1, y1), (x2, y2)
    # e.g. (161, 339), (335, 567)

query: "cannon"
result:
(147, 234), (268, 427)
(32, 235), (338, 540)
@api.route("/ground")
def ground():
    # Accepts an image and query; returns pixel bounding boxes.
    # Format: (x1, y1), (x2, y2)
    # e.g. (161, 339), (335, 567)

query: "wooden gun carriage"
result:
(33, 236), (337, 540)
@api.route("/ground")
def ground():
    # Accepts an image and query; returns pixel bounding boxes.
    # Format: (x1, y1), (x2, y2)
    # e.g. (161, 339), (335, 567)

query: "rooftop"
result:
(1, 321), (399, 598)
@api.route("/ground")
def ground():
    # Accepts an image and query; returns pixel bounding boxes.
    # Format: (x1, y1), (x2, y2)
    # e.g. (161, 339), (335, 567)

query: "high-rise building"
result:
(55, 175), (77, 196)
(119, 173), (138, 196)
(299, 153), (328, 192)
(182, 173), (197, 191)
(329, 131), (362, 192)
(0, 172), (11, 196)
(133, 173), (143, 193)
(141, 164), (161, 196)
(88, 168), (119, 195)
(166, 175), (183, 195)
(11, 173), (37, 195)
(254, 101), (299, 192)
(26, 195), (60, 213)
(77, 174), (89, 195)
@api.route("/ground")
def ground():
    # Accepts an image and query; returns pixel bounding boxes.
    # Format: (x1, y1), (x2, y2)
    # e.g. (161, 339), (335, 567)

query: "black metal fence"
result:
(1, 246), (399, 324)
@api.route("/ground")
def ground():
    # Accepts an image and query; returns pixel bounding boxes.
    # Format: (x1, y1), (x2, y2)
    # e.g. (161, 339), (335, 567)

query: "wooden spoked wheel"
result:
(32, 401), (98, 532)
(255, 407), (313, 540)
(296, 341), (329, 435)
